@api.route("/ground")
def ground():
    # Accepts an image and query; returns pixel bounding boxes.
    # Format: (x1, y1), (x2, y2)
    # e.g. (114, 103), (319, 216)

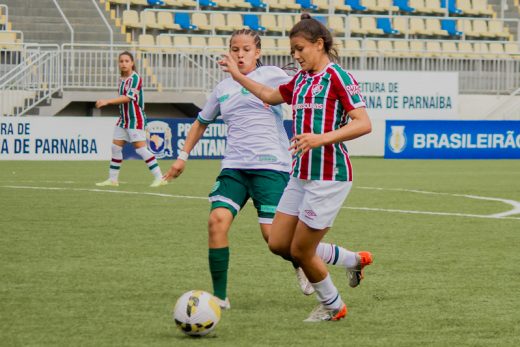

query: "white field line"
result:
(357, 186), (520, 218)
(2, 185), (520, 221)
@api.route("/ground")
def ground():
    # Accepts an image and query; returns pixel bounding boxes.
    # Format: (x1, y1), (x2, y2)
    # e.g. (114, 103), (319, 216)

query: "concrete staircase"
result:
(488, 0), (520, 40)
(2, 0), (126, 44)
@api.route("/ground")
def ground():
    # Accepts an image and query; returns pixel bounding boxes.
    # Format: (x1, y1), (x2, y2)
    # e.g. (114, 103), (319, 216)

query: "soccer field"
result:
(1, 159), (519, 347)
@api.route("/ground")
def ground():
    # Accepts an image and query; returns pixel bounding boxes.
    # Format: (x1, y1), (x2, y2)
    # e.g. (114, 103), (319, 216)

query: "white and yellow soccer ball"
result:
(173, 290), (221, 337)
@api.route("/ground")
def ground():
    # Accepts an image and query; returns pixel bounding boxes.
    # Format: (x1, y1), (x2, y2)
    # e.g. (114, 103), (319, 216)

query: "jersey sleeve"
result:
(331, 68), (366, 113)
(197, 89), (221, 124)
(278, 73), (299, 105)
(126, 74), (142, 101)
(259, 66), (292, 88)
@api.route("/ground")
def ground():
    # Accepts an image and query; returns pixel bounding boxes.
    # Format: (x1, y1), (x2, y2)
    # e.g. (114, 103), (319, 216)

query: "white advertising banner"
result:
(0, 117), (116, 160)
(352, 71), (458, 119)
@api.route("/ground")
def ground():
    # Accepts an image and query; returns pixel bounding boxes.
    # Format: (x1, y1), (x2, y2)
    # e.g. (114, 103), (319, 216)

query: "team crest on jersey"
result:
(146, 121), (173, 159)
(311, 84), (323, 96)
(240, 87), (250, 95)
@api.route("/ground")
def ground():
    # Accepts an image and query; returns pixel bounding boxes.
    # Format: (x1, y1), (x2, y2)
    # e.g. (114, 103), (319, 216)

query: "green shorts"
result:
(209, 169), (290, 223)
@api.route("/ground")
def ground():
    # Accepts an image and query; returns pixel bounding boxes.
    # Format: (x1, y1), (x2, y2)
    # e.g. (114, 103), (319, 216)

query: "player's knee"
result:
(207, 209), (232, 238)
(268, 239), (289, 258)
(289, 243), (307, 265)
(111, 143), (123, 154)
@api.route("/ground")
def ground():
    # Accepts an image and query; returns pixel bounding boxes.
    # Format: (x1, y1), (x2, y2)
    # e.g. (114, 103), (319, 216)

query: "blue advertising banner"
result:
(385, 120), (520, 159)
(123, 118), (294, 160)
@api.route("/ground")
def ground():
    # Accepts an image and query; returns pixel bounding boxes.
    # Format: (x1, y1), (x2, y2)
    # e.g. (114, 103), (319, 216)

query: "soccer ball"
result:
(173, 290), (221, 337)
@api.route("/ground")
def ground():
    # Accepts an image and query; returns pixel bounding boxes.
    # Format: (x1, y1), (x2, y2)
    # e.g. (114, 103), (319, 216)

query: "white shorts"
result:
(113, 126), (146, 143)
(277, 177), (352, 229)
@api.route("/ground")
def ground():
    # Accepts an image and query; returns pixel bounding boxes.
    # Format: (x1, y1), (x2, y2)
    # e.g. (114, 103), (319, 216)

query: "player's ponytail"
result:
(290, 13), (339, 63)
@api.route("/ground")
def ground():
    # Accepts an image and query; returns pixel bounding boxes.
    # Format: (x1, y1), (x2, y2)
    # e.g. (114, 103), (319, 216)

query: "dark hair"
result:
(229, 29), (263, 67)
(289, 13), (338, 62)
(118, 51), (136, 75)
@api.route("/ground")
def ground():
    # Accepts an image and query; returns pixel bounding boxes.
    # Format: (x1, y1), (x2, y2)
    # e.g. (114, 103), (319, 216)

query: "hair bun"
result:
(300, 13), (312, 20)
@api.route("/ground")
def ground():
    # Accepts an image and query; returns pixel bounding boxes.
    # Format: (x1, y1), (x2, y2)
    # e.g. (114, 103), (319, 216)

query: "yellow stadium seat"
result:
(377, 0), (399, 12)
(123, 10), (142, 30)
(0, 31), (21, 50)
(441, 41), (460, 58)
(360, 17), (384, 35)
(425, 41), (442, 57)
(141, 11), (162, 30)
(190, 36), (207, 53)
(261, 14), (283, 35)
(409, 40), (425, 57)
(488, 42), (506, 58)
(329, 16), (346, 36)
(227, 13), (244, 30)
(138, 34), (159, 52)
(393, 17), (409, 36)
(157, 12), (181, 31)
(281, 0), (302, 10)
(393, 40), (410, 57)
(261, 37), (279, 55)
(456, 0), (480, 16)
(377, 40), (394, 57)
(156, 35), (176, 53)
(214, 0), (237, 9)
(208, 36), (226, 54)
(457, 41), (474, 58)
(263, 0), (288, 11)
(314, 0), (330, 11)
(409, 17), (427, 36)
(470, 19), (495, 39)
(424, 0), (445, 15)
(364, 40), (378, 57)
(472, 0), (494, 16)
(131, 0), (149, 5)
(333, 0), (352, 13)
(409, 0), (432, 14)
(348, 17), (366, 36)
(213, 13), (234, 32)
(192, 13), (213, 31)
(343, 39), (362, 57)
(425, 18), (449, 37)
(277, 14), (295, 34)
(361, 0), (385, 13)
(488, 20), (510, 40)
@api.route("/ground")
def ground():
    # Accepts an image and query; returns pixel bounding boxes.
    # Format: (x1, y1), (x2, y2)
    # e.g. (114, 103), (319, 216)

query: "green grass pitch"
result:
(1, 159), (519, 346)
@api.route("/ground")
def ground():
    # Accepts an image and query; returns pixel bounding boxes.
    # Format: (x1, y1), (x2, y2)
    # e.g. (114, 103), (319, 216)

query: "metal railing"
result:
(52, 0), (74, 47)
(485, 86), (520, 119)
(91, 0), (114, 50)
(1, 43), (520, 116)
(0, 45), (61, 116)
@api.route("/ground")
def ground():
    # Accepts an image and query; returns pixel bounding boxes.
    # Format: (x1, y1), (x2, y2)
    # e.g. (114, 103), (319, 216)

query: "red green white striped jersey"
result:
(278, 63), (366, 182)
(116, 71), (146, 130)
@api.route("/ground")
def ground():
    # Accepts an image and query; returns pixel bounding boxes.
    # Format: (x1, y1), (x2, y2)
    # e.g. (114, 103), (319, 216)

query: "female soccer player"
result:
(164, 29), (368, 310)
(95, 51), (166, 188)
(218, 14), (373, 321)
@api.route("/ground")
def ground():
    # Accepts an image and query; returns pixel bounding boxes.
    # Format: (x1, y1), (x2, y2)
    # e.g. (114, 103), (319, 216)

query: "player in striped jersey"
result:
(164, 29), (368, 310)
(219, 14), (373, 321)
(95, 51), (166, 188)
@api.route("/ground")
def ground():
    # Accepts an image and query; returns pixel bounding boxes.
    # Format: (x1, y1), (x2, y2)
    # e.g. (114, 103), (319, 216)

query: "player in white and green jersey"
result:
(219, 15), (373, 322)
(164, 29), (367, 310)
(95, 51), (166, 188)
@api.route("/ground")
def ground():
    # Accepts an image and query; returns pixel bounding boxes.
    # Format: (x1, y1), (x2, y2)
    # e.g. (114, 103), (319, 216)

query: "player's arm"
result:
(163, 119), (208, 180)
(218, 53), (284, 105)
(95, 96), (131, 108)
(290, 108), (371, 156)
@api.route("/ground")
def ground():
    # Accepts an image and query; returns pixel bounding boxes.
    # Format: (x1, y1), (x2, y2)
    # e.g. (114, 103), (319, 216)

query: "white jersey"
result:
(197, 66), (292, 172)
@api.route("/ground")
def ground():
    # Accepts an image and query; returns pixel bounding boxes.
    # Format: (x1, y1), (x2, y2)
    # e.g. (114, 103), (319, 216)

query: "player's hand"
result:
(95, 99), (109, 109)
(218, 53), (239, 78)
(289, 133), (324, 157)
(163, 160), (186, 181)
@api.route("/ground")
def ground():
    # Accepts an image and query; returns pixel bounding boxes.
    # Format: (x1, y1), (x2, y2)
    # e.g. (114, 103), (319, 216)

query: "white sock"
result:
(316, 243), (358, 268)
(109, 144), (123, 182)
(135, 147), (162, 179)
(312, 273), (343, 310)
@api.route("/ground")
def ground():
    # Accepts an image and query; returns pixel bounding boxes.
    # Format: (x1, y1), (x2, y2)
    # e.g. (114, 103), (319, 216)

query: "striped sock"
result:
(316, 242), (358, 268)
(135, 147), (162, 179)
(312, 273), (343, 310)
(109, 144), (123, 182)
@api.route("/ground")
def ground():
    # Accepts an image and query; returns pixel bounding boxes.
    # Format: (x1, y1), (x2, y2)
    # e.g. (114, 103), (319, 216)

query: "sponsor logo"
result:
(146, 121), (173, 159)
(388, 125), (406, 153)
(240, 87), (250, 95)
(345, 84), (361, 96)
(218, 94), (230, 103)
(211, 181), (221, 193)
(311, 84), (323, 96)
(294, 103), (324, 110)
(304, 209), (317, 220)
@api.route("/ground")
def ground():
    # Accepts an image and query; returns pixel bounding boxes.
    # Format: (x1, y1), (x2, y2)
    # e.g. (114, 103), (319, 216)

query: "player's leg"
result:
(250, 170), (315, 294)
(293, 180), (353, 321)
(96, 127), (127, 186)
(131, 130), (165, 187)
(207, 169), (250, 309)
